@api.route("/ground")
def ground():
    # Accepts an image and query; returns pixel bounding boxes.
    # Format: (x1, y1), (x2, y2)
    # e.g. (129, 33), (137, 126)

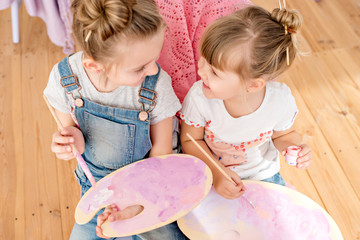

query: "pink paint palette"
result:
(178, 180), (343, 240)
(74, 154), (212, 237)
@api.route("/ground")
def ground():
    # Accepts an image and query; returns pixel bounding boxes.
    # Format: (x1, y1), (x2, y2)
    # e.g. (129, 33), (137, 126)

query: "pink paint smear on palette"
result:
(178, 181), (343, 240)
(75, 154), (212, 237)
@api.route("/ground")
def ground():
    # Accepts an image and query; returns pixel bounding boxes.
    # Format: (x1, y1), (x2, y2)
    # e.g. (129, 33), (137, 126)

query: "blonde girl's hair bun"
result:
(74, 0), (136, 42)
(271, 8), (302, 32)
(72, 0), (163, 65)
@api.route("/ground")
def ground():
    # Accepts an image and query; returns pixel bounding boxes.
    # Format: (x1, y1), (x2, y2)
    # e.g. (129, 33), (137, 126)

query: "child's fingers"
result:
(55, 152), (75, 160)
(297, 150), (312, 165)
(214, 183), (242, 199)
(297, 160), (312, 169)
(224, 181), (245, 198)
(221, 188), (244, 199)
(51, 143), (72, 154)
(297, 152), (312, 164)
(109, 205), (144, 221)
(51, 143), (75, 160)
(229, 189), (245, 199)
(100, 204), (120, 222)
(53, 134), (74, 144)
(96, 204), (119, 238)
(297, 154), (312, 169)
(227, 170), (243, 186)
(59, 128), (70, 134)
(96, 225), (109, 239)
(298, 144), (310, 157)
(97, 212), (109, 227)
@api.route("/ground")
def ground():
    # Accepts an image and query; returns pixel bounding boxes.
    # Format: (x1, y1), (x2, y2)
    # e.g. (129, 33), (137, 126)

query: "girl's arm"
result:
(272, 126), (312, 169)
(272, 126), (301, 152)
(55, 109), (77, 127)
(180, 120), (245, 199)
(51, 109), (85, 160)
(149, 117), (173, 156)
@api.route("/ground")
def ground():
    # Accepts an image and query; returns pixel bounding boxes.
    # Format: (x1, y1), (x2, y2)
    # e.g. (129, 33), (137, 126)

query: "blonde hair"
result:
(200, 5), (302, 81)
(71, 0), (165, 65)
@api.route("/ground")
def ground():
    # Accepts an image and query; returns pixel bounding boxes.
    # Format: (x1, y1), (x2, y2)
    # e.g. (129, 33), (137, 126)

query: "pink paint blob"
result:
(76, 154), (212, 236)
(179, 182), (341, 240)
(237, 184), (331, 240)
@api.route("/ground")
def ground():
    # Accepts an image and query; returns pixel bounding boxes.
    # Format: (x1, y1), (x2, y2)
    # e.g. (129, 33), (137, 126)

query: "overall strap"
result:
(138, 63), (161, 109)
(58, 55), (82, 99)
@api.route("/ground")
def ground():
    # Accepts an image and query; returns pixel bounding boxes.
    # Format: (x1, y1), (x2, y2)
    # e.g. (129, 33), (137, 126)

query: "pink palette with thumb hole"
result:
(74, 154), (213, 237)
(178, 180), (343, 240)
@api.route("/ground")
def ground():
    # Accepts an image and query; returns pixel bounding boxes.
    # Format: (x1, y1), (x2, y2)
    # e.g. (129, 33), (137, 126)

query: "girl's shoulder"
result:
(266, 81), (294, 100)
(67, 52), (85, 76)
(156, 68), (172, 88)
(186, 80), (207, 100)
(44, 53), (84, 114)
(50, 52), (84, 79)
(182, 80), (219, 113)
(148, 67), (181, 124)
(154, 68), (180, 98)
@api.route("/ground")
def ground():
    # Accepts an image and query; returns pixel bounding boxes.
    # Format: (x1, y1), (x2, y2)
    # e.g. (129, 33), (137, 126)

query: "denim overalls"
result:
(58, 55), (187, 240)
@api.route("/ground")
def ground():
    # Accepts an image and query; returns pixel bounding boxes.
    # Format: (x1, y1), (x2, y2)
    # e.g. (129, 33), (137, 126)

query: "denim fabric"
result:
(74, 98), (152, 179)
(70, 217), (186, 240)
(261, 172), (286, 186)
(58, 56), (187, 240)
(134, 222), (188, 240)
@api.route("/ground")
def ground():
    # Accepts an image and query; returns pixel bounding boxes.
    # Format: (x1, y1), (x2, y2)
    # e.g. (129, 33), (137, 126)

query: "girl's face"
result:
(106, 28), (165, 87)
(197, 57), (244, 100)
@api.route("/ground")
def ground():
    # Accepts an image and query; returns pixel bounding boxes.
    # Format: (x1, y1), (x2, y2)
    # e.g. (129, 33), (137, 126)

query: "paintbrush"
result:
(43, 95), (96, 187)
(186, 133), (255, 208)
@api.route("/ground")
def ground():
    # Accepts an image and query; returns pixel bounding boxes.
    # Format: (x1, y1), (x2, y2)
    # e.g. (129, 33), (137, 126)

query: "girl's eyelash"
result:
(211, 68), (218, 76)
(136, 66), (146, 73)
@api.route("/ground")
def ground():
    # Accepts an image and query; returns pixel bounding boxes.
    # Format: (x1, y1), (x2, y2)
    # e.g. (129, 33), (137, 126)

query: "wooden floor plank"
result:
(12, 53), (26, 240)
(20, 7), (64, 240)
(0, 47), (24, 240)
(289, 54), (360, 201)
(46, 43), (80, 239)
(283, 70), (360, 239)
(254, 0), (360, 52)
(0, 6), (24, 240)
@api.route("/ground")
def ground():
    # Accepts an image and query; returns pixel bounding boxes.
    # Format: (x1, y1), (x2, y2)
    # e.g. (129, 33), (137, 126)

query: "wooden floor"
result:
(1, 1), (359, 239)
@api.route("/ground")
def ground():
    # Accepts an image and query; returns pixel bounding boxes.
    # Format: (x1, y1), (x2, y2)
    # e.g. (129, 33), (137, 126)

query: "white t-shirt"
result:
(44, 52), (181, 125)
(180, 80), (298, 180)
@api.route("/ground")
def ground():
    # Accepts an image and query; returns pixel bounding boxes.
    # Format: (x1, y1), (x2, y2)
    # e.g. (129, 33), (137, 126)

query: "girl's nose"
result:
(197, 57), (207, 80)
(146, 61), (159, 76)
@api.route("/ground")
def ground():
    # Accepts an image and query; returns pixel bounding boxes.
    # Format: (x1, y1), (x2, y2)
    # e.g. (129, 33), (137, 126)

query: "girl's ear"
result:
(82, 57), (104, 73)
(246, 78), (266, 92)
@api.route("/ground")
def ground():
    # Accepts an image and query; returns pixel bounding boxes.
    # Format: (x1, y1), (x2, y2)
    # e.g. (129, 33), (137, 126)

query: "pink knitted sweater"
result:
(155, 0), (252, 102)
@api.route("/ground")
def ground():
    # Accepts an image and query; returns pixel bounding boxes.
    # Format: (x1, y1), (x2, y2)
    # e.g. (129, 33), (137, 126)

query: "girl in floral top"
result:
(180, 5), (312, 199)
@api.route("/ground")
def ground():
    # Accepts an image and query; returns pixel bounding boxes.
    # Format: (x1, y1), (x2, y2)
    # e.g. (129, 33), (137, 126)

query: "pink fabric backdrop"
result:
(155, 0), (252, 101)
(1, 0), (73, 54)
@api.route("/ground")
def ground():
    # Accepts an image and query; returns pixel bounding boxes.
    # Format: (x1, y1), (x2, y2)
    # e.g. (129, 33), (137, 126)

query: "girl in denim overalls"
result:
(44, 0), (186, 239)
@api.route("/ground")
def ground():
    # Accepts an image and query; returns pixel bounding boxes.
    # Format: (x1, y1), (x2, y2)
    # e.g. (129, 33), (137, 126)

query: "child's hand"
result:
(213, 167), (245, 199)
(96, 204), (144, 238)
(296, 144), (312, 169)
(51, 126), (85, 160)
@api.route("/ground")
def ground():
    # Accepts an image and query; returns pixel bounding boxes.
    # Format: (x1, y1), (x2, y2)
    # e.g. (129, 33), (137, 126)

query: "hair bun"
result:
(271, 8), (302, 32)
(79, 0), (136, 41)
